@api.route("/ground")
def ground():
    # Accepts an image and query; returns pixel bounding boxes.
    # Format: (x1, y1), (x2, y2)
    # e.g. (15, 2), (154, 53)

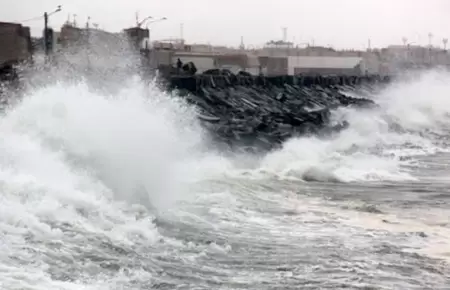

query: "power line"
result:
(15, 6), (62, 24)
(16, 14), (45, 23)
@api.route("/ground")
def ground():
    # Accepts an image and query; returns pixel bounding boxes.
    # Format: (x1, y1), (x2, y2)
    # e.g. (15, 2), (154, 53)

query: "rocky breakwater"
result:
(166, 74), (389, 152)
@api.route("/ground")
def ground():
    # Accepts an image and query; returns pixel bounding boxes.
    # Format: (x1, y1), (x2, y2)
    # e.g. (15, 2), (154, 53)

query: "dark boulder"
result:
(182, 62), (197, 75)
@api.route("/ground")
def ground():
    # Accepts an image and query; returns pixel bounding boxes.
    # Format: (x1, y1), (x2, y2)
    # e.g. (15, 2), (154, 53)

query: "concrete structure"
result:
(188, 43), (239, 54)
(258, 56), (288, 75)
(215, 53), (260, 74)
(287, 56), (364, 75)
(172, 52), (216, 73)
(123, 26), (150, 50)
(0, 22), (32, 68)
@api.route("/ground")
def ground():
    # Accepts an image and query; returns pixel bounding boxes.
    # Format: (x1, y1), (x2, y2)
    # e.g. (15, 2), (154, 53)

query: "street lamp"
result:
(137, 15), (153, 28)
(145, 17), (167, 27)
(44, 5), (62, 55)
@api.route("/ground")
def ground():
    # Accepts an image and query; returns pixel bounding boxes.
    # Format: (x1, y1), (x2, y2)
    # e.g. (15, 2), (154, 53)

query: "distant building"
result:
(59, 24), (85, 47)
(380, 45), (450, 74)
(54, 23), (138, 73)
(287, 56), (364, 76)
(172, 52), (216, 73)
(60, 24), (125, 48)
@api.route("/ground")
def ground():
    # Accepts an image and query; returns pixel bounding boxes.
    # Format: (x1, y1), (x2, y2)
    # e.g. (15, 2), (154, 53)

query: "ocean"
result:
(1, 70), (450, 289)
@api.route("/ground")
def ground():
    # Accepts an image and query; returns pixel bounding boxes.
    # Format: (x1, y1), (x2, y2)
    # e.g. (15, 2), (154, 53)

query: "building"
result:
(287, 56), (364, 76)
(51, 23), (140, 76)
(59, 24), (85, 47)
(60, 24), (126, 48)
(123, 26), (150, 50)
(0, 22), (32, 68)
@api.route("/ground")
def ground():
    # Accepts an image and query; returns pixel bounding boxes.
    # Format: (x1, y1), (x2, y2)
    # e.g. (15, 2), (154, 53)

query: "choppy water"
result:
(1, 70), (450, 289)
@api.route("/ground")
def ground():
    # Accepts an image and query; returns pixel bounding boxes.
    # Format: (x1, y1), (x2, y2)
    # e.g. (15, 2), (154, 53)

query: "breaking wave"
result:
(2, 70), (450, 190)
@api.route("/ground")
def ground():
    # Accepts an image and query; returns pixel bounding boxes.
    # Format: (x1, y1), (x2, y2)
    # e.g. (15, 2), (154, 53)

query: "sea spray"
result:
(0, 78), (227, 210)
(1, 69), (450, 288)
(256, 70), (450, 182)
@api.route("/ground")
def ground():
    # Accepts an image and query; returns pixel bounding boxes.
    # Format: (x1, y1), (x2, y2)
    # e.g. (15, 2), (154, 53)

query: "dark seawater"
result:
(1, 71), (450, 290)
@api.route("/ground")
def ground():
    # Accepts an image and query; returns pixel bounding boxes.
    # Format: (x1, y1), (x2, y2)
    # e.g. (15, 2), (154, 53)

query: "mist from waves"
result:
(1, 68), (450, 288)
(0, 74), (238, 288)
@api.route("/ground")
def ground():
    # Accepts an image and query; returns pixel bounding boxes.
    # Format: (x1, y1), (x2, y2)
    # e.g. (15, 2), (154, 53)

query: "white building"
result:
(287, 56), (364, 76)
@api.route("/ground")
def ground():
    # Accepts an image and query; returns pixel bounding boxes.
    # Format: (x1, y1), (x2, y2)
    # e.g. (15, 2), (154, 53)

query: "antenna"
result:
(282, 27), (287, 42)
(240, 36), (245, 50)
(443, 38), (448, 50)
(402, 37), (407, 46)
(73, 14), (77, 27)
(428, 33), (433, 47)
(135, 11), (139, 26)
(180, 23), (184, 41)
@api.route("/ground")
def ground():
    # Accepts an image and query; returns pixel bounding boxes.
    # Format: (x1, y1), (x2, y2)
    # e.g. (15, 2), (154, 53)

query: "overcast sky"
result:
(2, 0), (449, 49)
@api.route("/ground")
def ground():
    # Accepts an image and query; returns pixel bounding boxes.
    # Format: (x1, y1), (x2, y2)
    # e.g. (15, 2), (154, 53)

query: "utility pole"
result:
(44, 12), (49, 56)
(86, 16), (91, 72)
(428, 33), (434, 64)
(428, 33), (433, 48)
(180, 23), (184, 43)
(43, 5), (62, 57)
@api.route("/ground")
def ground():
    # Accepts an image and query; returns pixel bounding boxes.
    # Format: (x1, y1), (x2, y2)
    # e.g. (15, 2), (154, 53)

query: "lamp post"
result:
(145, 17), (167, 28)
(137, 15), (153, 28)
(44, 5), (62, 56)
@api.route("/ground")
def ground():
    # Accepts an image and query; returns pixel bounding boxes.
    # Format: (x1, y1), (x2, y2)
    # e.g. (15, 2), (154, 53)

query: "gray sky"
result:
(2, 0), (449, 49)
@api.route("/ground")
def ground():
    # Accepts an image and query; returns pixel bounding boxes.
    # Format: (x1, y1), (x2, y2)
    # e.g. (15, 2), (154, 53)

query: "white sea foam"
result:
(258, 70), (450, 182)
